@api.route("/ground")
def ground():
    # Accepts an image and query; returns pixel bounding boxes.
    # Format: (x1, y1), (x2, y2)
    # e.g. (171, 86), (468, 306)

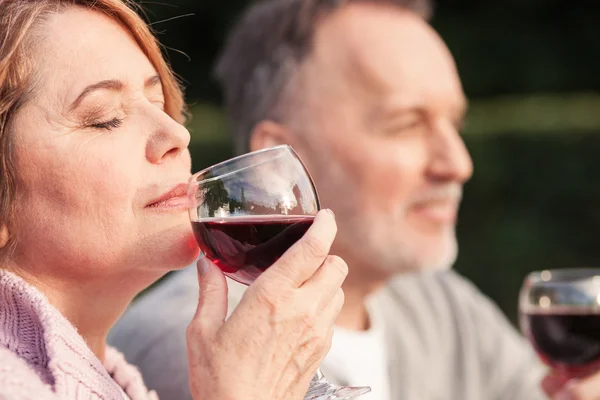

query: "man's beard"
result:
(305, 147), (461, 277)
(333, 208), (459, 277)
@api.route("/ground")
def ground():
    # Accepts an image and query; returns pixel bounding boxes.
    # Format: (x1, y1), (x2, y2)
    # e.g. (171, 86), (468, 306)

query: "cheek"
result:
(19, 137), (135, 211)
(13, 134), (141, 255)
(182, 148), (192, 172)
(328, 138), (428, 211)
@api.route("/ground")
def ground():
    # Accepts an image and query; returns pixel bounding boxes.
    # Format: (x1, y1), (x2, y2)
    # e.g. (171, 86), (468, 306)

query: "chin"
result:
(164, 231), (200, 270)
(136, 223), (200, 271)
(418, 234), (458, 271)
(372, 231), (458, 275)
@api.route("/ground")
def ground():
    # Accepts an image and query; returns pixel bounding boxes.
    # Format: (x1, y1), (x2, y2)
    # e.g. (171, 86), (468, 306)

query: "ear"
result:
(0, 225), (9, 249)
(249, 120), (297, 152)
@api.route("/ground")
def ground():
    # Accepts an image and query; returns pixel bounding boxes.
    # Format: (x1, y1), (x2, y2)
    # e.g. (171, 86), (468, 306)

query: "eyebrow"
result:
(378, 98), (469, 120)
(68, 75), (162, 112)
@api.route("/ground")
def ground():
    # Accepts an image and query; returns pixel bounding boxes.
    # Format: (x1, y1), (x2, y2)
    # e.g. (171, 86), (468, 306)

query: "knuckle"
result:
(302, 329), (327, 357)
(200, 282), (222, 299)
(260, 257), (299, 288)
(186, 321), (205, 342)
(185, 324), (195, 340)
(326, 255), (348, 278)
(249, 282), (294, 316)
(301, 311), (318, 332)
(290, 323), (333, 374)
(249, 284), (278, 311)
(315, 329), (332, 356)
(301, 233), (329, 260)
(297, 303), (320, 333)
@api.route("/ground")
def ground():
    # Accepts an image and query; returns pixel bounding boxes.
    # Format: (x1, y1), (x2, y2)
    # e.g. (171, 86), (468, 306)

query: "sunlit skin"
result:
(2, 9), (351, 399)
(5, 8), (198, 359)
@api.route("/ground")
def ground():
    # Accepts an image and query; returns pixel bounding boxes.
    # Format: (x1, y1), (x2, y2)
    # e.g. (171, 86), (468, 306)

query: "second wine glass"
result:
(519, 268), (600, 379)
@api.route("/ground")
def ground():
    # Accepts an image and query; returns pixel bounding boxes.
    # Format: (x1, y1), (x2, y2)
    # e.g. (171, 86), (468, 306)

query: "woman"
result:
(0, 0), (347, 399)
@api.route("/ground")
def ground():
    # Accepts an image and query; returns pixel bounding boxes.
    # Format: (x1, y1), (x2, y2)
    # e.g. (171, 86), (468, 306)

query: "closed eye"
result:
(383, 116), (426, 135)
(90, 117), (123, 130)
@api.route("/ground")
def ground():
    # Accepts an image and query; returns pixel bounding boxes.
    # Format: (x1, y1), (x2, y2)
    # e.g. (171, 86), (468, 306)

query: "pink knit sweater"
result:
(0, 269), (158, 400)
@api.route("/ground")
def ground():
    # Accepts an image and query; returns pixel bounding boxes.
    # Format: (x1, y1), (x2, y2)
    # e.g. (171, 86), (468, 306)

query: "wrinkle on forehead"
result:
(27, 7), (154, 114)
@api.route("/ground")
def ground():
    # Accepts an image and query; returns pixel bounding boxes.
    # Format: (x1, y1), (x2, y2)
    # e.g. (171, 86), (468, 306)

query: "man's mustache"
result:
(408, 184), (463, 206)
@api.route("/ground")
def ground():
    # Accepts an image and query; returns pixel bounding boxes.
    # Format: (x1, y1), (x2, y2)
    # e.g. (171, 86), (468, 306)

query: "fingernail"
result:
(197, 257), (210, 276)
(324, 208), (335, 217)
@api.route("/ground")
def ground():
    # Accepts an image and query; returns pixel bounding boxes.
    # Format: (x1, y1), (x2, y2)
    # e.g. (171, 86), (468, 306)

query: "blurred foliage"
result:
(138, 0), (600, 101)
(137, 0), (600, 324)
(466, 94), (600, 135)
(459, 132), (600, 323)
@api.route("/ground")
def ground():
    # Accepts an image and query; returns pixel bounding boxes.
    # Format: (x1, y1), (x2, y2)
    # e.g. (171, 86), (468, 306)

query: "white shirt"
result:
(321, 306), (390, 400)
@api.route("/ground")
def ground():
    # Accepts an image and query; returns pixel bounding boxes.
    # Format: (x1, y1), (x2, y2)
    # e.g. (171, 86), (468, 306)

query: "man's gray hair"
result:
(214, 0), (433, 154)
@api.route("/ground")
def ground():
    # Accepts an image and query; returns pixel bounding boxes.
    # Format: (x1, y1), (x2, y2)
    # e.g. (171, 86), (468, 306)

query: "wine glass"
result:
(188, 145), (371, 400)
(519, 268), (600, 379)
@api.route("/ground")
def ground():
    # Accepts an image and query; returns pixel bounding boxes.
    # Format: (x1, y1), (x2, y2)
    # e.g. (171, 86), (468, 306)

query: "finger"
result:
(301, 325), (335, 384)
(259, 209), (337, 288)
(322, 288), (345, 327)
(308, 288), (345, 333)
(301, 255), (348, 305)
(189, 257), (228, 337)
(279, 288), (342, 384)
(556, 369), (600, 400)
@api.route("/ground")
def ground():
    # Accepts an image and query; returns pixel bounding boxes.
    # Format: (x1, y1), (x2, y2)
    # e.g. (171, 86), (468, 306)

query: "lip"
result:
(411, 199), (459, 224)
(145, 183), (190, 211)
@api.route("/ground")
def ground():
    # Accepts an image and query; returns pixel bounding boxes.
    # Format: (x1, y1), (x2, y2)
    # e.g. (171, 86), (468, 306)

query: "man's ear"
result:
(249, 120), (297, 152)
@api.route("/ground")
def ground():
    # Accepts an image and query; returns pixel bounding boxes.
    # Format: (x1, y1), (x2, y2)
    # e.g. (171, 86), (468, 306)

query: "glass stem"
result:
(312, 369), (326, 382)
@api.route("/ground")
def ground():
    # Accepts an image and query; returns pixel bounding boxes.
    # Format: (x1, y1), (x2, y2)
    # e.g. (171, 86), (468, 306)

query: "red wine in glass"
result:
(525, 309), (600, 376)
(520, 269), (600, 379)
(192, 215), (314, 285)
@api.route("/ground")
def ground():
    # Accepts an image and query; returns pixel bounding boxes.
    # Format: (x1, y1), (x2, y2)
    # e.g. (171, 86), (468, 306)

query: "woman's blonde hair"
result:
(0, 0), (186, 257)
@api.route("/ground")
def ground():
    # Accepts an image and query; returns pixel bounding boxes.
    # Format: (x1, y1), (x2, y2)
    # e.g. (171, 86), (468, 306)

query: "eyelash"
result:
(89, 118), (123, 131)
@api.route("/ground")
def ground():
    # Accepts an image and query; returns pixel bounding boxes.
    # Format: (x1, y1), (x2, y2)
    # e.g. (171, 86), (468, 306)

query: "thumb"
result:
(191, 257), (229, 336)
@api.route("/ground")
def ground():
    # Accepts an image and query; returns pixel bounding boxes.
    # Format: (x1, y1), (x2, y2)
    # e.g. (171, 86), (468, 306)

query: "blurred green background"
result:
(139, 0), (600, 325)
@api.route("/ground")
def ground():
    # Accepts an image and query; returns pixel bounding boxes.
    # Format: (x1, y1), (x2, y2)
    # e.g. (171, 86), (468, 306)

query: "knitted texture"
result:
(0, 270), (158, 400)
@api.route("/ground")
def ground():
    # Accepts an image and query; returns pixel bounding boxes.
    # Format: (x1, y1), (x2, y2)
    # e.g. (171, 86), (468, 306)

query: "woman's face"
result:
(7, 7), (199, 281)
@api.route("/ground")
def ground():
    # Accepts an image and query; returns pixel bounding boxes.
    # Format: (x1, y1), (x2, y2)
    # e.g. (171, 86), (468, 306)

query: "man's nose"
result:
(426, 119), (474, 184)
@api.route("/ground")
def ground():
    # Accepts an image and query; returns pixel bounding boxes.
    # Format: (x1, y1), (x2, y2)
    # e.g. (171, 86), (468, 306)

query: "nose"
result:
(426, 118), (473, 184)
(146, 108), (191, 165)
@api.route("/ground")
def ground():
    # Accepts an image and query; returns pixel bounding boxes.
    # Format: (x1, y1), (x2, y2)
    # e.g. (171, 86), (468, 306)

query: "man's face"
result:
(289, 4), (473, 279)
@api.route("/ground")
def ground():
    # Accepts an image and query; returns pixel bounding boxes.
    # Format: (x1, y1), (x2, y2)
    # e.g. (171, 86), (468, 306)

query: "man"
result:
(110, 1), (600, 399)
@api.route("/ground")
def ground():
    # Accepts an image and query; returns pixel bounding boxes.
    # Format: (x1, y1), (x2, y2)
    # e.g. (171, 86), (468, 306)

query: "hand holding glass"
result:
(188, 145), (371, 400)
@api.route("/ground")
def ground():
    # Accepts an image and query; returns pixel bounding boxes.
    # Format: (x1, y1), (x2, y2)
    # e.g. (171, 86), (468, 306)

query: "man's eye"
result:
(385, 119), (424, 135)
